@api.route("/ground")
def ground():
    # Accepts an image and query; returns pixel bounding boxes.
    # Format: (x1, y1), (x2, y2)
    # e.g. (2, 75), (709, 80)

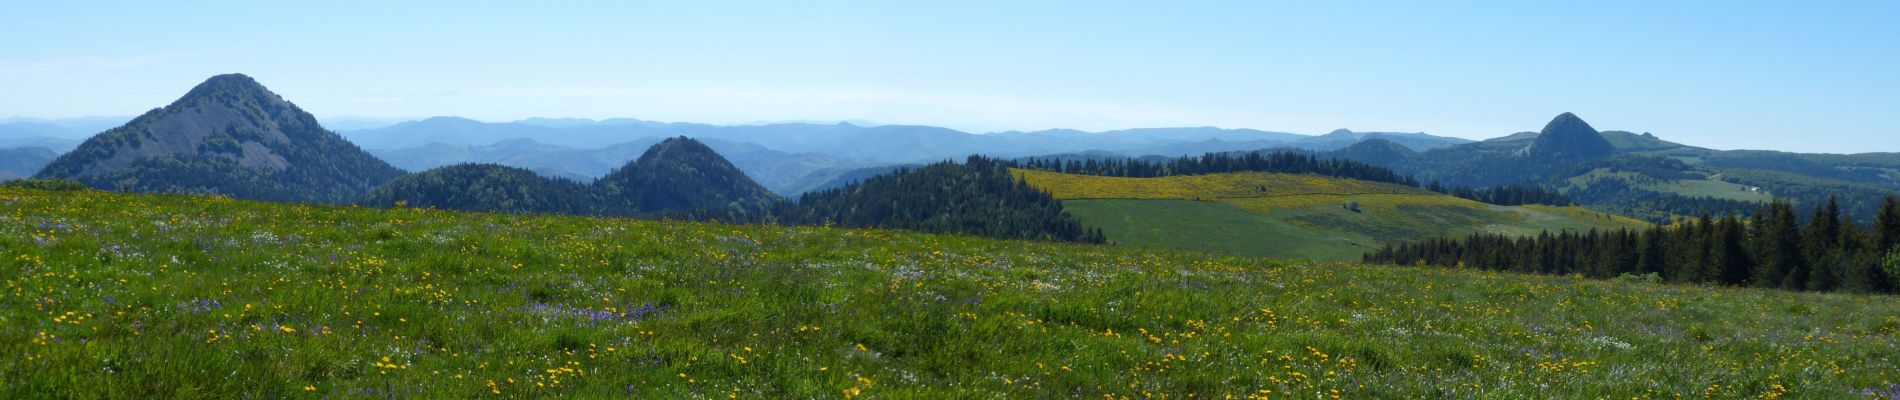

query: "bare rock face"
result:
(37, 74), (402, 203)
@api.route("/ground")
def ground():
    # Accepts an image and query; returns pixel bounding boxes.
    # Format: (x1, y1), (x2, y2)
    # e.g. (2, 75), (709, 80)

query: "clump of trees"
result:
(1366, 196), (1900, 293)
(781, 156), (1105, 243)
(1430, 181), (1571, 206)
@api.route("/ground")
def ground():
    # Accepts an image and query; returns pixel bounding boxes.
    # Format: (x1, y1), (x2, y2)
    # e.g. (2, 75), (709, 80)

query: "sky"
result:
(2, 1), (1896, 153)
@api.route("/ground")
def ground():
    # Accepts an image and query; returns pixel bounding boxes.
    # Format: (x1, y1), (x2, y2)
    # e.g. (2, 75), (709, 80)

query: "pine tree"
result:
(1804, 198), (1846, 291)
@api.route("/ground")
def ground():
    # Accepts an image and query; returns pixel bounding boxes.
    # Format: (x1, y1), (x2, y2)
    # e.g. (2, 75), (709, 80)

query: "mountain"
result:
(1316, 112), (1900, 223)
(1518, 112), (1617, 160)
(0, 136), (81, 153)
(1285, 129), (1473, 151)
(361, 163), (595, 214)
(597, 137), (779, 216)
(341, 118), (1461, 164)
(35, 74), (403, 203)
(368, 137), (872, 195)
(0, 119), (118, 153)
(364, 137), (780, 218)
(777, 164), (919, 197)
(1328, 138), (1417, 166)
(0, 116), (132, 139)
(315, 116), (415, 131)
(0, 147), (57, 179)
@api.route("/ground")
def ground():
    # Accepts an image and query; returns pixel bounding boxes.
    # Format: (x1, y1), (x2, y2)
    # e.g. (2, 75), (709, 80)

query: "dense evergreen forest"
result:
(779, 156), (1105, 243)
(1366, 197), (1900, 294)
(1432, 182), (1572, 206)
(362, 164), (598, 215)
(1016, 150), (1576, 206)
(1563, 178), (1762, 223)
(1018, 151), (1421, 186)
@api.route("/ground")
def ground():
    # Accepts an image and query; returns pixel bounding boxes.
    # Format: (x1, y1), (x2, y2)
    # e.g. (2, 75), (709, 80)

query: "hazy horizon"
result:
(4, 1), (1896, 153)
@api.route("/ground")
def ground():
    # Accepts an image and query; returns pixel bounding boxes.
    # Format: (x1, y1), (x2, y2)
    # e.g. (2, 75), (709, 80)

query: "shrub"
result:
(1, 178), (91, 191)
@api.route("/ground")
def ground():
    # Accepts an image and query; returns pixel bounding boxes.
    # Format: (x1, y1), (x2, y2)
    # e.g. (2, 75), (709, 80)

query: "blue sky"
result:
(2, 1), (1895, 152)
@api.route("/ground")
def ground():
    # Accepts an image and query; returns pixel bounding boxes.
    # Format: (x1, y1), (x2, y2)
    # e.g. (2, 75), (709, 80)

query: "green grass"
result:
(1639, 178), (1773, 203)
(1021, 170), (1647, 261)
(1, 187), (1896, 398)
(1061, 199), (1367, 261)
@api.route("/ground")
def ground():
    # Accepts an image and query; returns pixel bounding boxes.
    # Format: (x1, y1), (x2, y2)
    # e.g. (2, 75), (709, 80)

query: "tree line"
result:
(1017, 150), (1575, 206)
(1017, 151), (1422, 187)
(1430, 181), (1572, 206)
(1365, 197), (1900, 294)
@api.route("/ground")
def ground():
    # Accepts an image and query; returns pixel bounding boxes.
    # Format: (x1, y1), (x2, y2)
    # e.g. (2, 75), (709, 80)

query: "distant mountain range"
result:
(365, 137), (876, 195)
(336, 118), (1469, 195)
(365, 137), (780, 217)
(0, 147), (57, 180)
(339, 117), (1472, 163)
(0, 117), (131, 152)
(8, 74), (1898, 226)
(1323, 113), (1900, 222)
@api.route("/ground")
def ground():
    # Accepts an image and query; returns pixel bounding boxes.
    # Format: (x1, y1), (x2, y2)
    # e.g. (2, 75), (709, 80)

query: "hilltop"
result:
(1519, 112), (1617, 161)
(34, 74), (401, 203)
(597, 137), (778, 215)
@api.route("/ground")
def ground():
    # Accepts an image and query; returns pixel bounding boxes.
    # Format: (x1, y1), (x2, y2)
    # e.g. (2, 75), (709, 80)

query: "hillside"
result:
(597, 137), (779, 216)
(782, 156), (1100, 242)
(361, 163), (596, 215)
(1015, 169), (1647, 260)
(365, 137), (779, 217)
(367, 137), (873, 195)
(1326, 113), (1900, 223)
(0, 147), (56, 179)
(34, 74), (402, 203)
(2, 186), (1894, 398)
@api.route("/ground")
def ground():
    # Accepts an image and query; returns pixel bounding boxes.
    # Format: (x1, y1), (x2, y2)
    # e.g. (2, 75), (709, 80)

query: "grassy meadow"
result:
(1, 187), (1897, 398)
(1015, 169), (1649, 260)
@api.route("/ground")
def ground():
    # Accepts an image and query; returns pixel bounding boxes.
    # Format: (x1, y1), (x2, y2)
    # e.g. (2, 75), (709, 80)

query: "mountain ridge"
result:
(34, 74), (403, 203)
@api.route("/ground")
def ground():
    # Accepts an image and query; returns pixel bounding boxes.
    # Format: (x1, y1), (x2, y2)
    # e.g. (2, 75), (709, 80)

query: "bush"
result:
(1614, 272), (1662, 284)
(1, 178), (91, 191)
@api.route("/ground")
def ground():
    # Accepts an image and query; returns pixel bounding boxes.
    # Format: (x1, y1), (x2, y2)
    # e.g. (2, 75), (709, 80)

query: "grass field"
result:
(1639, 179), (1773, 203)
(1059, 199), (1366, 260)
(1017, 170), (1648, 261)
(1, 187), (1896, 398)
(1565, 168), (1774, 203)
